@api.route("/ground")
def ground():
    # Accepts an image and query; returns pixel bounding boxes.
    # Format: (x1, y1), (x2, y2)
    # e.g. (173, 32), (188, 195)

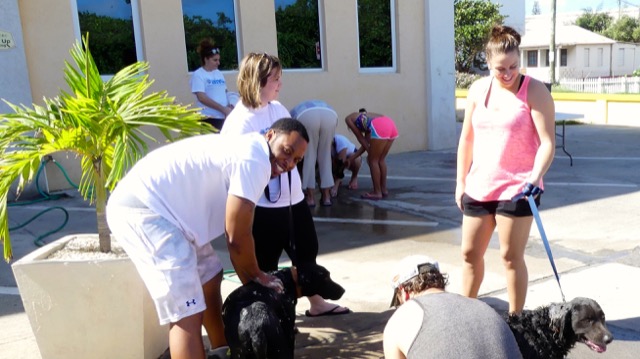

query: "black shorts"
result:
(201, 118), (225, 131)
(462, 193), (541, 217)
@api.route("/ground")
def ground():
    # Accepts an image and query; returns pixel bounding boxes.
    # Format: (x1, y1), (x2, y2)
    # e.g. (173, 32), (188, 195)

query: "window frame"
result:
(597, 47), (604, 67)
(275, 0), (325, 73)
(544, 49), (550, 67)
(618, 48), (625, 66)
(182, 0), (241, 73)
(356, 0), (397, 73)
(584, 48), (590, 67)
(560, 49), (567, 67)
(527, 50), (538, 67)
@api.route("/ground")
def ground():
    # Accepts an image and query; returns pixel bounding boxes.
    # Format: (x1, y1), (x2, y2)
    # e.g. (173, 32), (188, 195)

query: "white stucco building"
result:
(522, 16), (640, 81)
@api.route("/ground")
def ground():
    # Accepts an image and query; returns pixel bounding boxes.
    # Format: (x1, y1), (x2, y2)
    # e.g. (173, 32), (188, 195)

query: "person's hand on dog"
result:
(511, 182), (543, 201)
(254, 271), (284, 293)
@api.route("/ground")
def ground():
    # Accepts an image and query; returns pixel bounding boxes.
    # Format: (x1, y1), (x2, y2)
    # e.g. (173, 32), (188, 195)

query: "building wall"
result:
(611, 43), (640, 76)
(456, 90), (640, 127)
(523, 43), (640, 81)
(0, 0), (33, 113)
(575, 44), (611, 78)
(13, 0), (457, 190)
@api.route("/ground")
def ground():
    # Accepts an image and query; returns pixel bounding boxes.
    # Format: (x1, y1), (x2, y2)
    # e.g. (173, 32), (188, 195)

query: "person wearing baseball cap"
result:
(383, 255), (522, 359)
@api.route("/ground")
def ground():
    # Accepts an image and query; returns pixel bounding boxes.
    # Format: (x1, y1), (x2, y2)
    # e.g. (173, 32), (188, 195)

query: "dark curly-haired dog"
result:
(222, 263), (345, 359)
(506, 297), (613, 359)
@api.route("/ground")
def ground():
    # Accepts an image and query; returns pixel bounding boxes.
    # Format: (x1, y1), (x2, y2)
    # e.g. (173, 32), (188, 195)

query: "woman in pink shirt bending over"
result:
(455, 25), (555, 314)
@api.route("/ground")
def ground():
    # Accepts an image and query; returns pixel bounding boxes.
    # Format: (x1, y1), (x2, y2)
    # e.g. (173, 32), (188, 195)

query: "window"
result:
(584, 48), (590, 67)
(597, 48), (603, 67)
(182, 0), (239, 72)
(618, 48), (625, 66)
(544, 49), (550, 67)
(560, 49), (567, 67)
(357, 0), (396, 71)
(274, 0), (322, 69)
(72, 0), (142, 75)
(527, 50), (538, 67)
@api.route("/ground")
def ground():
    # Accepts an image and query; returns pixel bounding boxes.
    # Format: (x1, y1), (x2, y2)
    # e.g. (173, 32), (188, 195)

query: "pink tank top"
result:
(465, 75), (542, 201)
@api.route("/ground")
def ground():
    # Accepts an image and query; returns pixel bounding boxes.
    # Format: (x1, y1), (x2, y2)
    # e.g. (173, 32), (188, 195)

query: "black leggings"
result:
(252, 201), (319, 271)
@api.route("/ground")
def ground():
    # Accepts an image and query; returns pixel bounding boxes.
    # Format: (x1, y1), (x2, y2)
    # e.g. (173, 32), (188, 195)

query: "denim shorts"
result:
(462, 193), (541, 217)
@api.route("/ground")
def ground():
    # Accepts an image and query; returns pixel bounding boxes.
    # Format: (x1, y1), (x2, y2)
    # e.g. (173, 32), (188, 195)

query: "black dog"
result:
(506, 297), (613, 359)
(222, 263), (345, 359)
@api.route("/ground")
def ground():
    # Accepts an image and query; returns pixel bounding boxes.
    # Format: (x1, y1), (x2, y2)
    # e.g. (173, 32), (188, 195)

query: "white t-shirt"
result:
(222, 100), (305, 208)
(111, 133), (271, 247)
(191, 67), (228, 119)
(333, 134), (356, 156)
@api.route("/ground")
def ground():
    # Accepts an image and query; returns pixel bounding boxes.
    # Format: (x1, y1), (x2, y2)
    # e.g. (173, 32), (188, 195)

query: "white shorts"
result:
(106, 206), (222, 325)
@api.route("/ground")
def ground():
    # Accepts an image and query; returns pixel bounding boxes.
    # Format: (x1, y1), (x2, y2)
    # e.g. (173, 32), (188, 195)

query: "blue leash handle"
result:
(527, 195), (566, 302)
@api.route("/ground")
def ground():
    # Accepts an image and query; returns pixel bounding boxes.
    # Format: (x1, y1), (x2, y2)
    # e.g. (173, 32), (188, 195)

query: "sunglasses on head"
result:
(211, 48), (220, 55)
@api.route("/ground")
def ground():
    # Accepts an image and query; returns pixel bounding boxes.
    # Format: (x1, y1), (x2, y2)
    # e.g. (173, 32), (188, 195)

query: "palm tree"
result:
(1, 36), (210, 262)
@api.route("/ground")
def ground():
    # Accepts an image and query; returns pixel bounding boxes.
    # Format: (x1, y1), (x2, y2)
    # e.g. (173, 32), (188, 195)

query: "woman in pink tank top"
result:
(455, 25), (556, 314)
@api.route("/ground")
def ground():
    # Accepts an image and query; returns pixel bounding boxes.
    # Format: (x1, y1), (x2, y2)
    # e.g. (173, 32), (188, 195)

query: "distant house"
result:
(521, 20), (640, 81)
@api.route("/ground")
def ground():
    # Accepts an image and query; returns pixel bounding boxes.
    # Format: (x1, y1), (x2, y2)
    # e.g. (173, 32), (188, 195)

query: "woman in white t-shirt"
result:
(222, 52), (350, 318)
(190, 39), (233, 131)
(330, 134), (362, 197)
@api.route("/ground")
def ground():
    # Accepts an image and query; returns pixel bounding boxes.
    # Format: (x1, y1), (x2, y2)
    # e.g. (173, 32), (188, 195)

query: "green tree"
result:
(358, 0), (392, 68)
(454, 0), (505, 72)
(78, 12), (136, 74)
(275, 0), (321, 68)
(603, 15), (640, 42)
(574, 9), (613, 34)
(183, 13), (238, 71)
(1, 37), (209, 261)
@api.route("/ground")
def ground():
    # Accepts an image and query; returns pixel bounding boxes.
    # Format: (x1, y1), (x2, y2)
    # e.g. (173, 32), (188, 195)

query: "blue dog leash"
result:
(513, 185), (566, 302)
(526, 195), (566, 302)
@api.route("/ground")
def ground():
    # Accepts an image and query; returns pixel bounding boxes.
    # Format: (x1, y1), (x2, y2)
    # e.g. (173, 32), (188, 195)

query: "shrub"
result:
(456, 71), (482, 89)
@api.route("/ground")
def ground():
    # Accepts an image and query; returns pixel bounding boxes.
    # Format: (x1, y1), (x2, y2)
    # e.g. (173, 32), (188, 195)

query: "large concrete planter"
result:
(12, 234), (168, 359)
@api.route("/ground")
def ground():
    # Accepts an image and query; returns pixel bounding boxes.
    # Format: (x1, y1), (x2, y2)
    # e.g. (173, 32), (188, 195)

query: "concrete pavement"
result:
(1, 124), (639, 358)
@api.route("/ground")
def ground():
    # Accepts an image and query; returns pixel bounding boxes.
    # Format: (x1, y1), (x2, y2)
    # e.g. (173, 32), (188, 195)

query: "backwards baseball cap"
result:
(390, 255), (439, 307)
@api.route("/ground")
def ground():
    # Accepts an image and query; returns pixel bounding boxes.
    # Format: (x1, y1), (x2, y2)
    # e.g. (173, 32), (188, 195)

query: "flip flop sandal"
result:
(305, 306), (351, 317)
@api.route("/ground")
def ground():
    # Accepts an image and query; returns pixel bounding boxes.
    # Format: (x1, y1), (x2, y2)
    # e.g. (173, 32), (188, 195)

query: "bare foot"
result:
(348, 181), (358, 190)
(361, 192), (382, 200)
(330, 187), (338, 198)
(306, 295), (351, 317)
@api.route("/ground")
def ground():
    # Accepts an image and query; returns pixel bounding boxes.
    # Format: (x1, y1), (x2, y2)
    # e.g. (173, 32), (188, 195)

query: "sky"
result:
(525, 0), (640, 15)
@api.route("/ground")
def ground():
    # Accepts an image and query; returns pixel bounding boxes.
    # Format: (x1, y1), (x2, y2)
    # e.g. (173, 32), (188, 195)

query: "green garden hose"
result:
(8, 157), (78, 247)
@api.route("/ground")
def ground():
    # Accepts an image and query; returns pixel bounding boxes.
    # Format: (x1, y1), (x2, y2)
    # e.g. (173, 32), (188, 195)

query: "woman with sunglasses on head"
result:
(221, 52), (350, 318)
(190, 38), (233, 131)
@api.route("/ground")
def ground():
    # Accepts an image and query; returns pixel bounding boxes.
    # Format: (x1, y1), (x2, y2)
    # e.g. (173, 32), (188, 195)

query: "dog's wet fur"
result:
(222, 263), (345, 359)
(506, 297), (613, 359)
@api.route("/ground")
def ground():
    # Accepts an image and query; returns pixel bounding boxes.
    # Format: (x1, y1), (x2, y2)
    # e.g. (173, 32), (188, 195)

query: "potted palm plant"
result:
(1, 37), (210, 359)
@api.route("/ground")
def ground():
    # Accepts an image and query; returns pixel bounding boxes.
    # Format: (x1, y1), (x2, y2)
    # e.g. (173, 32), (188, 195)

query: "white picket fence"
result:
(558, 77), (640, 94)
